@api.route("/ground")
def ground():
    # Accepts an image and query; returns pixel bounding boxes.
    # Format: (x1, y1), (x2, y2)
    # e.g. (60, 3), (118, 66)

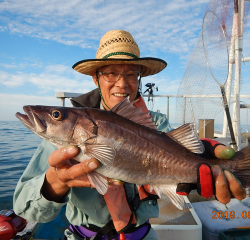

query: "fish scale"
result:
(94, 116), (198, 184)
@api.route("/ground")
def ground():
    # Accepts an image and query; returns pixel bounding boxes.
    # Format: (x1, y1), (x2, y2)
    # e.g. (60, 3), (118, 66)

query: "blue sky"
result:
(0, 0), (249, 126)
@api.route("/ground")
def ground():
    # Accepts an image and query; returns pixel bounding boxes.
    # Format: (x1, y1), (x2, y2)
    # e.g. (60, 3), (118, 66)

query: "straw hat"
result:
(72, 30), (167, 77)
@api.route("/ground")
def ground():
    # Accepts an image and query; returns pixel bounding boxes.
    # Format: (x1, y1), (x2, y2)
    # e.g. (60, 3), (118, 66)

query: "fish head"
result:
(16, 105), (98, 148)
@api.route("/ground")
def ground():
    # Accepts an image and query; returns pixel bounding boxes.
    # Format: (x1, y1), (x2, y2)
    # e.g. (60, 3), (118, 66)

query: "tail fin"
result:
(231, 145), (250, 188)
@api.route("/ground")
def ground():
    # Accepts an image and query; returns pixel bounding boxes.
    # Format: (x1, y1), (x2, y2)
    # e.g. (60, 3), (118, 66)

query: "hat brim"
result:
(72, 57), (167, 77)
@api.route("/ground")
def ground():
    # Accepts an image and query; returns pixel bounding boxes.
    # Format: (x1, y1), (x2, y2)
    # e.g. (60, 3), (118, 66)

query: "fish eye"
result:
(51, 109), (64, 121)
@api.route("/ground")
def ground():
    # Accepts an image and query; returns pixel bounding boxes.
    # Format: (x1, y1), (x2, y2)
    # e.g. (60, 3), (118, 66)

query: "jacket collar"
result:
(70, 88), (101, 108)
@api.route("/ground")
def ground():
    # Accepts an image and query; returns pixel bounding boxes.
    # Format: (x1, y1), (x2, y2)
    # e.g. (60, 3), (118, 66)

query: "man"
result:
(14, 30), (246, 240)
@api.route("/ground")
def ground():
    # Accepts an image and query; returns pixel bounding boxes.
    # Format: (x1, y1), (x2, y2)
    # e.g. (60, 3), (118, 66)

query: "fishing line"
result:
(202, 11), (237, 150)
(96, 71), (110, 110)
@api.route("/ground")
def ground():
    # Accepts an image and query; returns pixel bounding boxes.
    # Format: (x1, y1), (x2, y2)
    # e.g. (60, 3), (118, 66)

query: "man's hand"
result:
(204, 141), (246, 204)
(177, 142), (247, 204)
(41, 146), (100, 202)
(212, 144), (246, 204)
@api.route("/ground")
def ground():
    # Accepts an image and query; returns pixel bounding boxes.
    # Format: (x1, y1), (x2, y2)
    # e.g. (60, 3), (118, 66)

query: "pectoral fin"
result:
(87, 172), (108, 195)
(85, 144), (116, 167)
(151, 184), (185, 210)
(150, 185), (162, 199)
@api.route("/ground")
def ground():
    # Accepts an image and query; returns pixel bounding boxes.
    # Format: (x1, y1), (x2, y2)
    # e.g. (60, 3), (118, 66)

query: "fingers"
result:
(212, 165), (247, 204)
(224, 170), (246, 200)
(57, 159), (100, 182)
(42, 166), (93, 202)
(47, 146), (100, 189)
(66, 175), (93, 188)
(48, 146), (79, 167)
(214, 145), (235, 159)
(212, 165), (231, 204)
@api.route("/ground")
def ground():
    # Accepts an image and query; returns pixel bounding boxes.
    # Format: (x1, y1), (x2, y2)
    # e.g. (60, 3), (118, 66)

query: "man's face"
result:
(92, 64), (140, 110)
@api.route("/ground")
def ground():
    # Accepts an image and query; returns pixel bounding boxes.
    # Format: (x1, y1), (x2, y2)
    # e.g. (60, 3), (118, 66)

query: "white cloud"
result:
(0, 93), (62, 121)
(0, 92), (87, 121)
(0, 93), (58, 107)
(0, 64), (96, 93)
(0, 59), (44, 70)
(0, 63), (23, 69)
(0, 0), (210, 55)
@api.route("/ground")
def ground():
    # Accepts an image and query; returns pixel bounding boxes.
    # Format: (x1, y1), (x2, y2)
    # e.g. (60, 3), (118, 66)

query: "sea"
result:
(0, 121), (42, 210)
(0, 121), (249, 211)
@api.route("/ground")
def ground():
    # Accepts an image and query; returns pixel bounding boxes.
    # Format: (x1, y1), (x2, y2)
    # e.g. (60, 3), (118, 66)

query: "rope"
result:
(102, 52), (138, 59)
(96, 71), (110, 110)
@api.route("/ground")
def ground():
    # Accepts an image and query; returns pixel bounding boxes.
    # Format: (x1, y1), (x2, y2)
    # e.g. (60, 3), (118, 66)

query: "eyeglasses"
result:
(98, 70), (141, 83)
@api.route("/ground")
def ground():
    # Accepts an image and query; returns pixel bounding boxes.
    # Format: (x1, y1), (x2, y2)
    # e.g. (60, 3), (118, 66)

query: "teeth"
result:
(113, 93), (129, 97)
(31, 110), (46, 133)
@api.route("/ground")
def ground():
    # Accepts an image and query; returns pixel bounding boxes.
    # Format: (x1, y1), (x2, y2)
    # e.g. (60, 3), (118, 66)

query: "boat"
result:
(54, 0), (250, 239)
(2, 0), (250, 239)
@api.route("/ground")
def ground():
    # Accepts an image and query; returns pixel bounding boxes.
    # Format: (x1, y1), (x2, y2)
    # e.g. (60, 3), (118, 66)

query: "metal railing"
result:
(56, 92), (250, 121)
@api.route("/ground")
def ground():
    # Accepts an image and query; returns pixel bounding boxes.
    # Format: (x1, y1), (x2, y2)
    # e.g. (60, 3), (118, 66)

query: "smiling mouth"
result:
(112, 93), (129, 97)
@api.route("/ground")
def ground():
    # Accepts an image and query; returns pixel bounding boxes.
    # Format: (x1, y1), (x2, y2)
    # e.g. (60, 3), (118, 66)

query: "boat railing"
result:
(56, 92), (250, 120)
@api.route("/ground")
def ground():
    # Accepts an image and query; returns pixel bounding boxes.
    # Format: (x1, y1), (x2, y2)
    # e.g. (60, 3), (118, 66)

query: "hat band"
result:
(102, 52), (138, 59)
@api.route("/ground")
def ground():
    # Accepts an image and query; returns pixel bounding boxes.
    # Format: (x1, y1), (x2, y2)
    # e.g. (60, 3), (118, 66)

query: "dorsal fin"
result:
(110, 97), (157, 130)
(166, 123), (205, 154)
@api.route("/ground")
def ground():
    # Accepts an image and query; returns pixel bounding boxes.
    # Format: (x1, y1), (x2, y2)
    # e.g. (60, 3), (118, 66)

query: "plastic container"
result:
(191, 197), (250, 240)
(151, 196), (202, 240)
(218, 228), (250, 240)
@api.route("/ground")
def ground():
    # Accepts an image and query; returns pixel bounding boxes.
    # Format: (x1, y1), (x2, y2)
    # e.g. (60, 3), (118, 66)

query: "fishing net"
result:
(202, 10), (237, 148)
(175, 0), (250, 134)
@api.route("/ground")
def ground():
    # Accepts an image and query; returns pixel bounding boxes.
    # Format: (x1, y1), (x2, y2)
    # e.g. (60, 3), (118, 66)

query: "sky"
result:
(0, 0), (249, 126)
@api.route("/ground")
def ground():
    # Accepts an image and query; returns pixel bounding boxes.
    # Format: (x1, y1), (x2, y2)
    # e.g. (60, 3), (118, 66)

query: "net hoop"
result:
(202, 10), (230, 86)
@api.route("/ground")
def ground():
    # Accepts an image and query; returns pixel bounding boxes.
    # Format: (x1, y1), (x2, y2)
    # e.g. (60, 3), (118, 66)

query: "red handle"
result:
(119, 232), (126, 240)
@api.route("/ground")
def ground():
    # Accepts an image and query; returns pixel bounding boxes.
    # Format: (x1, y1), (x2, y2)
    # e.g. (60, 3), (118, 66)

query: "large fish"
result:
(16, 98), (250, 209)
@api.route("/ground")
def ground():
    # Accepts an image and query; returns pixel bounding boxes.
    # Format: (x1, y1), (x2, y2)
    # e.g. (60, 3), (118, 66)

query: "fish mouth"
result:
(16, 106), (47, 133)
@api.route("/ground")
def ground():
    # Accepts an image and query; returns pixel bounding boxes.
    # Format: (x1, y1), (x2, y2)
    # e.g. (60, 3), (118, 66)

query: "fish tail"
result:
(231, 145), (250, 188)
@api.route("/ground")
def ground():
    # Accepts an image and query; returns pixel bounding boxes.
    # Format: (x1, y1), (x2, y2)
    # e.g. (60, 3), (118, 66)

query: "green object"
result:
(219, 228), (250, 240)
(221, 147), (235, 159)
(215, 146), (235, 159)
(102, 52), (139, 59)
